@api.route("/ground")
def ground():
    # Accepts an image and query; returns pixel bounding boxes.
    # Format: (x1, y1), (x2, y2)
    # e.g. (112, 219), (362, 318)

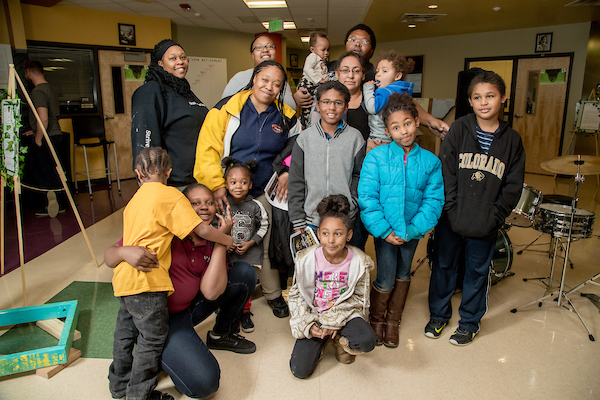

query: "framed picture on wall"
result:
(535, 32), (552, 53)
(290, 54), (298, 68)
(119, 23), (136, 46)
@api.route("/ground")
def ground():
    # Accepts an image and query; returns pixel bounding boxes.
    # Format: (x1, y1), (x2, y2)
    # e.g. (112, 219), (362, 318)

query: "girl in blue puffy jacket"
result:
(358, 93), (444, 348)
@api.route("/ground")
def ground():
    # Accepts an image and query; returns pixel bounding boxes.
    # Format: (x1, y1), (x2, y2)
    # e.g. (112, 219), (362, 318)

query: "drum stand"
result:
(511, 157), (596, 341)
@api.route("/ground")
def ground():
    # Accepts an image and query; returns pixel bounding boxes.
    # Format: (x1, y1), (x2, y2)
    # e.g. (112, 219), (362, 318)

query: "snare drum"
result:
(534, 203), (595, 239)
(505, 184), (543, 227)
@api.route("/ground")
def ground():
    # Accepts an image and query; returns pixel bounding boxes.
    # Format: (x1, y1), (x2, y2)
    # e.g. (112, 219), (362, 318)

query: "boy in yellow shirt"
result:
(108, 147), (234, 400)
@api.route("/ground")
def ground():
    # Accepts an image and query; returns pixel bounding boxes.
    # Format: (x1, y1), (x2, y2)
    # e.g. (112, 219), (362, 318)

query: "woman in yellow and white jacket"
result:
(194, 60), (301, 319)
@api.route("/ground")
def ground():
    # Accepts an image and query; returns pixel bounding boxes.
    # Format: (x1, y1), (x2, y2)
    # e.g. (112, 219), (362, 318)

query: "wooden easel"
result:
(1, 64), (99, 307)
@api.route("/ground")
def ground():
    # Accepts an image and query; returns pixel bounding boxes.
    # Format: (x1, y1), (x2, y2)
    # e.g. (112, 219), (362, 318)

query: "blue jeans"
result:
(428, 217), (496, 333)
(109, 292), (169, 400)
(373, 237), (419, 291)
(161, 261), (257, 399)
(289, 317), (376, 379)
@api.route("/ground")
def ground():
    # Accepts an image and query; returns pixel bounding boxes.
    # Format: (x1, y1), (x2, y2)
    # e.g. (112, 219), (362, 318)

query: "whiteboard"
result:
(187, 57), (227, 109)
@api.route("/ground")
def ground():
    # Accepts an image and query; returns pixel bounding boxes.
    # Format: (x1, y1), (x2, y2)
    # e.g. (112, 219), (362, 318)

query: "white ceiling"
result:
(56, 0), (600, 49)
(58, 0), (371, 47)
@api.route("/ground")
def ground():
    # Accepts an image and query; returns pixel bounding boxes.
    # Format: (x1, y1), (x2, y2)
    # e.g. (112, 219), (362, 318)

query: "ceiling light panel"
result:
(244, 0), (288, 8)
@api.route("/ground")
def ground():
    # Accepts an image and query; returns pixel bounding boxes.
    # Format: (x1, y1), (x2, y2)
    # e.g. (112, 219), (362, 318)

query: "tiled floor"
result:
(1, 173), (600, 400)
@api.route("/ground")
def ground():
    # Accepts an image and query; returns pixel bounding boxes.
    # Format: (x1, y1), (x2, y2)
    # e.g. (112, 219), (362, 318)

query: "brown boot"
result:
(369, 287), (392, 346)
(383, 279), (411, 348)
(333, 335), (362, 364)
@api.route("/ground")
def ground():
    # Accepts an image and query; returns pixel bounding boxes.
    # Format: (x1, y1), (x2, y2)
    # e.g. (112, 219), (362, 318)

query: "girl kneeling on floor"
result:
(288, 195), (376, 379)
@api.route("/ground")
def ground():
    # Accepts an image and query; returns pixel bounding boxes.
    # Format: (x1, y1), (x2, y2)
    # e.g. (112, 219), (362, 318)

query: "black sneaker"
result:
(267, 295), (289, 318)
(207, 331), (256, 354)
(147, 390), (175, 400)
(241, 311), (254, 333)
(449, 327), (476, 346)
(424, 319), (447, 339)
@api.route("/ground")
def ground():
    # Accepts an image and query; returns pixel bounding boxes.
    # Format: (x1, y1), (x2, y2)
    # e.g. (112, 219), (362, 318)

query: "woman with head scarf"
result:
(131, 39), (209, 188)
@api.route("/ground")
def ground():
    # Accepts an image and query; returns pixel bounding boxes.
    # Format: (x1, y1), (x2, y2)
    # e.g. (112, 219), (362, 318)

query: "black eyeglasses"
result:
(338, 67), (363, 74)
(318, 99), (346, 109)
(347, 37), (370, 46)
(253, 44), (276, 51)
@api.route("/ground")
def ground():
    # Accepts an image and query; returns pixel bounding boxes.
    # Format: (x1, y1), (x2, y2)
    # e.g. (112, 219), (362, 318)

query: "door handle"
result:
(104, 115), (114, 120)
(514, 114), (524, 118)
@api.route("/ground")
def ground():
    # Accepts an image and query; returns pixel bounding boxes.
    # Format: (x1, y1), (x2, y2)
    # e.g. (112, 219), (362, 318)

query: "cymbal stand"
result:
(511, 156), (596, 341)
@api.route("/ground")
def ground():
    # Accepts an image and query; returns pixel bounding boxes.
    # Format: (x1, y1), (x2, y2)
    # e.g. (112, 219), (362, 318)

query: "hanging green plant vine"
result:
(0, 89), (28, 190)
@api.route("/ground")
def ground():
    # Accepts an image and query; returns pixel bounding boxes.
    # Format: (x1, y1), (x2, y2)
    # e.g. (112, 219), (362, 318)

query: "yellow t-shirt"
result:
(112, 182), (202, 297)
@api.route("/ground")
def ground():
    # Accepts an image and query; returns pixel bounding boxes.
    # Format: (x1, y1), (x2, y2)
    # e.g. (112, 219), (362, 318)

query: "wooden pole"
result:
(10, 64), (99, 267)
(1, 175), (4, 275)
(13, 175), (27, 307)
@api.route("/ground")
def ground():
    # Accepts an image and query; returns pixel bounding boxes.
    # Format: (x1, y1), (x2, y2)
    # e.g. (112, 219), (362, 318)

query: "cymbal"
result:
(541, 155), (600, 175)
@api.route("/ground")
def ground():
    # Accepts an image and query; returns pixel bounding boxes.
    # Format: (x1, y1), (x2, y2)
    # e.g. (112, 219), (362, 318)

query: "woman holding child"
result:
(106, 180), (257, 399)
(194, 59), (302, 318)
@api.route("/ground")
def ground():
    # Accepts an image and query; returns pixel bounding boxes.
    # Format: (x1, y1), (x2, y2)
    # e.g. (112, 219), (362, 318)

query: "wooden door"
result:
(98, 50), (150, 180)
(512, 56), (571, 175)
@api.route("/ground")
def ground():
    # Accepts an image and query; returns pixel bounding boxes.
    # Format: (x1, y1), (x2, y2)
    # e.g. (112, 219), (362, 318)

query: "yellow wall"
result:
(173, 24), (256, 81)
(20, 4), (171, 48)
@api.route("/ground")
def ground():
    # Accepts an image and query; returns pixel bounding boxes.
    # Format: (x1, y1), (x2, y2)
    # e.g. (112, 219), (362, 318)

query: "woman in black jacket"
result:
(130, 39), (209, 188)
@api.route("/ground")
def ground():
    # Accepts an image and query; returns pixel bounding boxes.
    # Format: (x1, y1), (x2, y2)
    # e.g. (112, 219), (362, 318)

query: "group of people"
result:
(108, 22), (525, 400)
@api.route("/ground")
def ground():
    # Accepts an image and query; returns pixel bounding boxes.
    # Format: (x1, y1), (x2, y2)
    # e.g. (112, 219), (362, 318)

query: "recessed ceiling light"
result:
(244, 0), (287, 8)
(428, 4), (438, 8)
(493, 6), (501, 11)
(408, 24), (416, 28)
(301, 36), (310, 42)
(262, 21), (296, 29)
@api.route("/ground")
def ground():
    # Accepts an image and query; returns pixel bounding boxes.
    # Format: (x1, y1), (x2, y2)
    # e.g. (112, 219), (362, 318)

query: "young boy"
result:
(363, 50), (415, 150)
(288, 81), (365, 232)
(425, 71), (525, 346)
(358, 93), (444, 348)
(108, 147), (234, 400)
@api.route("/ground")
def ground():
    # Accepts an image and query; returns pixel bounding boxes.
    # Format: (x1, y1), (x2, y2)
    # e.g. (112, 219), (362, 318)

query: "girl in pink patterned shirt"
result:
(288, 195), (376, 378)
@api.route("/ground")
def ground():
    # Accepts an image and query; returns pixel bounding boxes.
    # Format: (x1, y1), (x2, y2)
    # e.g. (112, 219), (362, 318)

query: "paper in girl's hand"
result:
(289, 226), (319, 261)
(264, 172), (288, 211)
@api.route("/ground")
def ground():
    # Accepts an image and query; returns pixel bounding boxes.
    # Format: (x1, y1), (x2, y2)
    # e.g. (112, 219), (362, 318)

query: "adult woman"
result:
(131, 39), (208, 187)
(221, 35), (297, 110)
(195, 60), (301, 318)
(105, 184), (257, 399)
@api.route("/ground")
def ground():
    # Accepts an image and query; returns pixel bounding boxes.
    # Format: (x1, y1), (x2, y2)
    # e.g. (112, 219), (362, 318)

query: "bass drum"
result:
(427, 228), (513, 287)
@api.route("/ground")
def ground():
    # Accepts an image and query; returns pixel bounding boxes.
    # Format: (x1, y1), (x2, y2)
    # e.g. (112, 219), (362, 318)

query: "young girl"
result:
(358, 93), (445, 348)
(221, 156), (268, 333)
(297, 31), (330, 127)
(288, 195), (376, 379)
(363, 50), (415, 150)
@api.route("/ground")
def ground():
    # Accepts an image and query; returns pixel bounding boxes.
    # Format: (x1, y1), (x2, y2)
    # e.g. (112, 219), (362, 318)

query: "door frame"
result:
(465, 52), (574, 156)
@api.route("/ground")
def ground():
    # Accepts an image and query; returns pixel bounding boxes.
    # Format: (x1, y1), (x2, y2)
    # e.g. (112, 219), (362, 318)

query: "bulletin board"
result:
(187, 57), (227, 109)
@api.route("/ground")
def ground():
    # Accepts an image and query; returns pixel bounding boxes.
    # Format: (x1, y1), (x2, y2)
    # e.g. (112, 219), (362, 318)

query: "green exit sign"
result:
(269, 19), (283, 32)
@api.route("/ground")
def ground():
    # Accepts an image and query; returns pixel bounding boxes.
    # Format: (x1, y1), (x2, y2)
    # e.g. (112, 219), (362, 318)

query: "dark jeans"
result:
(373, 237), (419, 291)
(349, 214), (369, 251)
(428, 218), (496, 333)
(289, 317), (376, 379)
(109, 292), (169, 400)
(161, 261), (257, 399)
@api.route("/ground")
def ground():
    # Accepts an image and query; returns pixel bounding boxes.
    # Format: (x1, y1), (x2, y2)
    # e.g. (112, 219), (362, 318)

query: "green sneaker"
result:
(424, 319), (447, 339)
(449, 328), (476, 346)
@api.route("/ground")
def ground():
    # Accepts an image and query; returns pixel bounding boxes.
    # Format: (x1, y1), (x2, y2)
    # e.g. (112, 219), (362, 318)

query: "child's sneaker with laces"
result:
(449, 327), (476, 346)
(424, 319), (447, 339)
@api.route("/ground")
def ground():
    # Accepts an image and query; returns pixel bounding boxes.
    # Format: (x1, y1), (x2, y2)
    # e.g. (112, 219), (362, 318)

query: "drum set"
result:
(511, 155), (600, 341)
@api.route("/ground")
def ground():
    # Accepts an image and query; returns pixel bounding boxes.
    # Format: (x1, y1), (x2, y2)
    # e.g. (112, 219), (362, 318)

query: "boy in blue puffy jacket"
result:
(358, 93), (444, 348)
